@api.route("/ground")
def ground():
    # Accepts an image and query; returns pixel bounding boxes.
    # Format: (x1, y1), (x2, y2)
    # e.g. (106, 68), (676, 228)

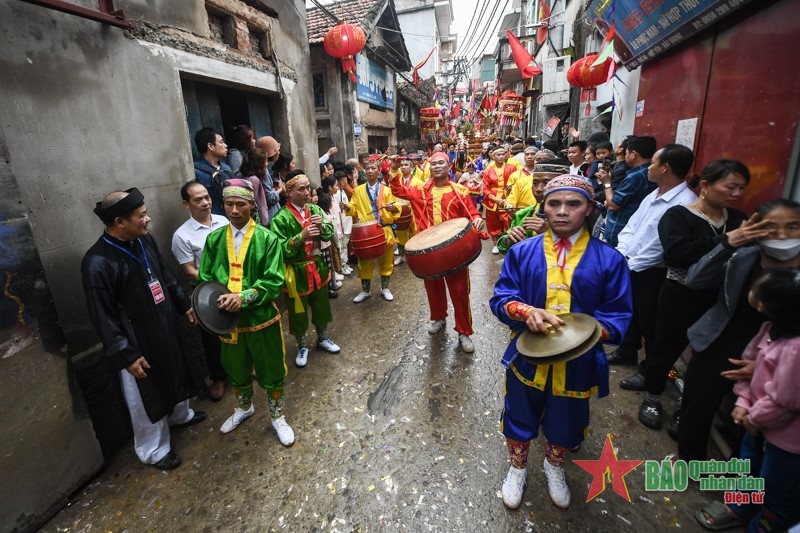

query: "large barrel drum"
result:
(393, 201), (414, 231)
(350, 220), (386, 260)
(404, 217), (481, 279)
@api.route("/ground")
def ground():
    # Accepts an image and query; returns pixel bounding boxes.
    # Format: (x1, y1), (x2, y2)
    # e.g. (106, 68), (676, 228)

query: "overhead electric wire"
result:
(453, 0), (492, 59)
(460, 0), (509, 65)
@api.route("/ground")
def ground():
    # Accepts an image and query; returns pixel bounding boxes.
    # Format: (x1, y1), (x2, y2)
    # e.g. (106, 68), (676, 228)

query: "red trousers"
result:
(485, 208), (509, 238)
(423, 268), (473, 335)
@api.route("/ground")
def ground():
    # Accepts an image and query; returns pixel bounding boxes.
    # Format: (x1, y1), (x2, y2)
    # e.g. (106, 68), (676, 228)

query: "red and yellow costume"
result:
(482, 162), (517, 237)
(390, 155), (483, 335)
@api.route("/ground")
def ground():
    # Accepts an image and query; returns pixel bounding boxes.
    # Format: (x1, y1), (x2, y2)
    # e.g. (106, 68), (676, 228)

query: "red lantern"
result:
(566, 54), (613, 115)
(323, 22), (367, 83)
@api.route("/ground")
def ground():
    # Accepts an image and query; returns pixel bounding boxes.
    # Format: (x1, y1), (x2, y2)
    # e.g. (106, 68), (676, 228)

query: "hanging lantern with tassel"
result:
(323, 22), (367, 83)
(566, 54), (613, 116)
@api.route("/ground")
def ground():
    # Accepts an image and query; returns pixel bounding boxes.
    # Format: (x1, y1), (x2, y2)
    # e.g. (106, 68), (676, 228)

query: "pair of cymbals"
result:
(516, 313), (602, 364)
(192, 281), (239, 335)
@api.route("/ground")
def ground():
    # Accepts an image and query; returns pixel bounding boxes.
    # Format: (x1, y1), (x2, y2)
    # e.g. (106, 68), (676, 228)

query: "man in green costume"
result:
(197, 178), (294, 446)
(270, 170), (341, 369)
(497, 163), (568, 254)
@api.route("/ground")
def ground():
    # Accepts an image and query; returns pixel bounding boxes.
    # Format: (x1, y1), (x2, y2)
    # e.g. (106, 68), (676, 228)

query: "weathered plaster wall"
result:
(0, 0), (317, 348)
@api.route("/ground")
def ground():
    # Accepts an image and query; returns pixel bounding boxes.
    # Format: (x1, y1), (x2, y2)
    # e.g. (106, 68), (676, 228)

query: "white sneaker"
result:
(502, 466), (527, 509)
(394, 248), (400, 256)
(353, 291), (371, 303)
(331, 280), (343, 290)
(343, 265), (353, 275)
(271, 416), (295, 446)
(427, 319), (446, 334)
(381, 288), (394, 301)
(459, 334), (475, 353)
(220, 404), (255, 434)
(295, 347), (309, 368)
(491, 245), (500, 254)
(393, 255), (405, 266)
(316, 338), (341, 353)
(543, 457), (571, 508)
(334, 272), (344, 281)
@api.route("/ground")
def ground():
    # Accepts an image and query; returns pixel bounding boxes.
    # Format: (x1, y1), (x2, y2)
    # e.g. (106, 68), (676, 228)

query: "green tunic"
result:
(270, 203), (334, 295)
(197, 221), (285, 333)
(497, 203), (542, 254)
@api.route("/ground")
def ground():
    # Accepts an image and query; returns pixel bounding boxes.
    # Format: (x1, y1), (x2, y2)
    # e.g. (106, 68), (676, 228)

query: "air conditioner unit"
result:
(542, 55), (571, 94)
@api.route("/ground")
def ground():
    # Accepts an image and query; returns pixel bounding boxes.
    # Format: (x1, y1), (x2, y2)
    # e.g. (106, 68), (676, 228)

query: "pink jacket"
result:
(734, 322), (800, 454)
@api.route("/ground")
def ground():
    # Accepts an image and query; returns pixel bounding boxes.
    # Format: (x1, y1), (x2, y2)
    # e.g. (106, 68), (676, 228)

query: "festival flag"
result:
(592, 24), (616, 67)
(451, 101), (462, 119)
(506, 29), (542, 79)
(479, 92), (492, 120)
(433, 87), (441, 109)
(537, 0), (551, 45)
(411, 47), (436, 88)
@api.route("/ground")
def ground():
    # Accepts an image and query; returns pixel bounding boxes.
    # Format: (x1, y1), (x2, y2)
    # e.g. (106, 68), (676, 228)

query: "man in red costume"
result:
(389, 152), (486, 353)
(482, 146), (518, 254)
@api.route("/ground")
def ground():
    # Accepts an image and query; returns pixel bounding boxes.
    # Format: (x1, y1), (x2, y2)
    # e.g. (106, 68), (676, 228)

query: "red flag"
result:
(411, 47), (436, 88)
(506, 29), (542, 79)
(491, 91), (498, 110)
(450, 101), (462, 119)
(537, 0), (551, 45)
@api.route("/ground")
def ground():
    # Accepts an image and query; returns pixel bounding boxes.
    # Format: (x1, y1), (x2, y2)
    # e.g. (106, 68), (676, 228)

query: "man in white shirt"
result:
(171, 181), (229, 400)
(614, 144), (697, 393)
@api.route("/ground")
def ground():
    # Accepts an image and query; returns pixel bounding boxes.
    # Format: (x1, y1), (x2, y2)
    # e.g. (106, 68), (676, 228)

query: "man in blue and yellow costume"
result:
(490, 175), (632, 510)
(197, 179), (295, 446)
(270, 170), (341, 369)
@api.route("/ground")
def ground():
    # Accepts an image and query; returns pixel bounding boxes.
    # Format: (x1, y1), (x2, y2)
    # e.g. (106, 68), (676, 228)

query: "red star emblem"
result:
(573, 434), (642, 502)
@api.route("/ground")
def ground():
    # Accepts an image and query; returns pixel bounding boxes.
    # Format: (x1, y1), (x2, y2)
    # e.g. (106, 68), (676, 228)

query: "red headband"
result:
(429, 151), (449, 163)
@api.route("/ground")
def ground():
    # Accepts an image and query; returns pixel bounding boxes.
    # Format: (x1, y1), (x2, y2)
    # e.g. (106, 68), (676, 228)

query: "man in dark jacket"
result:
(82, 188), (207, 470)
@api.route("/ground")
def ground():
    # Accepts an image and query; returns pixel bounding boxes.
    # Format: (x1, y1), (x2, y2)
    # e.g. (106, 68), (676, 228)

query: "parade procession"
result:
(1, 0), (799, 531)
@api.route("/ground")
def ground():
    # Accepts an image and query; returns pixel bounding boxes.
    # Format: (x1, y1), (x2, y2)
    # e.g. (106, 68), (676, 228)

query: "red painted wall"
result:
(634, 0), (800, 213)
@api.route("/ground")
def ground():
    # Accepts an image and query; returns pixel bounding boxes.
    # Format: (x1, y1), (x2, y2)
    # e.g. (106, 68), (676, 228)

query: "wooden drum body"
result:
(394, 201), (413, 231)
(404, 217), (481, 279)
(351, 220), (386, 260)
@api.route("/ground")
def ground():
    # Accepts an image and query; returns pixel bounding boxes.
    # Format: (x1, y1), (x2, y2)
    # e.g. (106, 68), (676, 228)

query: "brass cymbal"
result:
(522, 323), (603, 365)
(192, 280), (239, 335)
(516, 313), (599, 358)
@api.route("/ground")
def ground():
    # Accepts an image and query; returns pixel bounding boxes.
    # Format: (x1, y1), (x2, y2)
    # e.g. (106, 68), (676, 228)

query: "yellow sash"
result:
(224, 219), (256, 343)
(284, 263), (305, 313)
(523, 229), (593, 397)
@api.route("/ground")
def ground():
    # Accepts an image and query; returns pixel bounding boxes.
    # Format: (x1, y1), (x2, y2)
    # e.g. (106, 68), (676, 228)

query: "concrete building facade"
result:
(0, 1), (317, 530)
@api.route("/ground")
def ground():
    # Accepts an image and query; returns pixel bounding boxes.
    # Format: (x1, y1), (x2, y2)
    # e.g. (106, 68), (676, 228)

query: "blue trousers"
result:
(728, 432), (800, 532)
(501, 365), (589, 449)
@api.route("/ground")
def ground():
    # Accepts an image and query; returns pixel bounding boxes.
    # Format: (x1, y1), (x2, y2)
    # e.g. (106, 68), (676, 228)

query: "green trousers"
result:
(287, 286), (332, 344)
(221, 321), (287, 400)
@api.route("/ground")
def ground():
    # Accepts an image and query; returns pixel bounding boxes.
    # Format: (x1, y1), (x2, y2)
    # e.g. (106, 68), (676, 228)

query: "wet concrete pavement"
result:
(43, 240), (715, 532)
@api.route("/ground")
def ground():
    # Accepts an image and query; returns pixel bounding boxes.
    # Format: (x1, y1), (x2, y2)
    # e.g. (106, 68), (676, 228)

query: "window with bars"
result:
(312, 72), (326, 110)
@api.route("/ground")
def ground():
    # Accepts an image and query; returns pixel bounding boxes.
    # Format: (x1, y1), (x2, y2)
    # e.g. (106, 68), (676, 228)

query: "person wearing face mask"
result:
(677, 198), (800, 462)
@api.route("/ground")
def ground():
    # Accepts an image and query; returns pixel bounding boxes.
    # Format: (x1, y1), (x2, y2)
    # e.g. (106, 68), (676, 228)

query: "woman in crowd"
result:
(634, 160), (750, 432)
(237, 147), (270, 226)
(696, 267), (800, 532)
(678, 198), (800, 462)
(227, 125), (254, 174)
